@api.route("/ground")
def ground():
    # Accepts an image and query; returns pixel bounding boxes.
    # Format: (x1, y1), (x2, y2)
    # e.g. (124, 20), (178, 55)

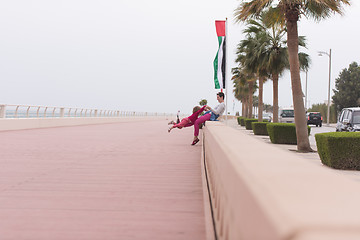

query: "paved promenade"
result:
(0, 119), (207, 240)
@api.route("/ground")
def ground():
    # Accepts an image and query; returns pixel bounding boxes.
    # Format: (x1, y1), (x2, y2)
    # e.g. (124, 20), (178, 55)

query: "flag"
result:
(213, 20), (226, 89)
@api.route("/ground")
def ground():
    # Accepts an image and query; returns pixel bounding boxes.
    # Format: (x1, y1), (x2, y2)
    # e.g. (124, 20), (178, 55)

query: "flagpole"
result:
(225, 17), (228, 123)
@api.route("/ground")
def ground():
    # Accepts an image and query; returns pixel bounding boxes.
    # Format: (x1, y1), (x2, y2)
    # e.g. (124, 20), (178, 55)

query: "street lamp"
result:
(305, 70), (308, 110)
(318, 49), (332, 126)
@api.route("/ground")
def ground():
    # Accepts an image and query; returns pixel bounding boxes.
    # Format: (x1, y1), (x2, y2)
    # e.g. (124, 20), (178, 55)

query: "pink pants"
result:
(193, 113), (211, 137)
(173, 118), (192, 129)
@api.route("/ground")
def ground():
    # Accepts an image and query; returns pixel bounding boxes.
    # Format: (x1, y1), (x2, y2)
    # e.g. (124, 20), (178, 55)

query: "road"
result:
(308, 124), (337, 150)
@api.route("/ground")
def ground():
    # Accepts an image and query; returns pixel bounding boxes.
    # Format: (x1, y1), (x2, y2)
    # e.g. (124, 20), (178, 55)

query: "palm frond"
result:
(234, 0), (274, 22)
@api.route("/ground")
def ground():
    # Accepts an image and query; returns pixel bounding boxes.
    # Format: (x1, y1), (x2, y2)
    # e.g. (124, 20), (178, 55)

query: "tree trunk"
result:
(248, 81), (253, 118)
(244, 98), (249, 118)
(241, 100), (245, 117)
(272, 73), (279, 123)
(258, 77), (264, 122)
(286, 15), (312, 152)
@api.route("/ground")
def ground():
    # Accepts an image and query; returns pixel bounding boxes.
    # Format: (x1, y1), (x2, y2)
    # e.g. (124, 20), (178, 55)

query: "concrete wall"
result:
(0, 116), (167, 131)
(203, 121), (360, 240)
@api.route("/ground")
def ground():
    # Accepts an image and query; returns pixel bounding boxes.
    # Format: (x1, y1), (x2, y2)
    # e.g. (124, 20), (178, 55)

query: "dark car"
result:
(336, 107), (360, 132)
(307, 112), (322, 127)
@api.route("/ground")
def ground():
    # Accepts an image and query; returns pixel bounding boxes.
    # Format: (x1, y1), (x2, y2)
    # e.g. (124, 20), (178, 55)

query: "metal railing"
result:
(0, 104), (172, 119)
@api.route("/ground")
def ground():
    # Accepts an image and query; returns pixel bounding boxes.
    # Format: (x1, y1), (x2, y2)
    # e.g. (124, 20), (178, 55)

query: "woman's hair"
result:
(193, 106), (201, 113)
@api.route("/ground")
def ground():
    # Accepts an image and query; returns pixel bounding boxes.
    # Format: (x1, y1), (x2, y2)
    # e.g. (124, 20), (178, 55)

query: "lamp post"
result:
(318, 49), (332, 126)
(305, 70), (308, 110)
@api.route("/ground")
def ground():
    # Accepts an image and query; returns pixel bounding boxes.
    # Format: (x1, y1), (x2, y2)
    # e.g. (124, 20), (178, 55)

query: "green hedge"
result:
(315, 132), (360, 170)
(240, 118), (246, 126)
(266, 123), (311, 144)
(252, 122), (269, 135)
(245, 119), (258, 130)
(237, 117), (245, 125)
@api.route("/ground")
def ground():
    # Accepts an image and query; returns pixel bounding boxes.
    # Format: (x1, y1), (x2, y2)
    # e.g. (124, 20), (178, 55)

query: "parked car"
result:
(254, 112), (273, 122)
(336, 107), (360, 132)
(307, 112), (322, 127)
(279, 108), (295, 123)
(263, 113), (272, 122)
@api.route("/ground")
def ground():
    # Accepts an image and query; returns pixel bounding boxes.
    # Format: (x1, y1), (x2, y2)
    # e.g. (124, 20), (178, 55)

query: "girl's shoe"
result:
(191, 138), (200, 145)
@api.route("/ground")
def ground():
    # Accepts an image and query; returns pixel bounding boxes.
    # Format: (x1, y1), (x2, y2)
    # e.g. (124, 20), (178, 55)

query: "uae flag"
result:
(213, 20), (226, 89)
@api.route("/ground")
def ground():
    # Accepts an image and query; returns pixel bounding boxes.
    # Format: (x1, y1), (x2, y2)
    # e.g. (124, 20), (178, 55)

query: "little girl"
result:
(168, 105), (206, 132)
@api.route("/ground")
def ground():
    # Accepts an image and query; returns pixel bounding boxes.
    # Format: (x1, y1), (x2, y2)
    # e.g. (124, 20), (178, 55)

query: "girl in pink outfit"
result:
(168, 105), (206, 132)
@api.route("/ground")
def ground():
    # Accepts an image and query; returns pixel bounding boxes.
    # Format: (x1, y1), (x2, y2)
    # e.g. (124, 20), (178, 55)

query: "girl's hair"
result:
(193, 106), (201, 113)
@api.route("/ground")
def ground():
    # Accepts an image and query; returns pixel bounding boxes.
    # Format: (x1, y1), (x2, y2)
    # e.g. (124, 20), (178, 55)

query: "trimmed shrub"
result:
(266, 123), (311, 144)
(315, 132), (360, 170)
(252, 122), (269, 135)
(240, 118), (246, 126)
(237, 117), (245, 125)
(245, 119), (258, 130)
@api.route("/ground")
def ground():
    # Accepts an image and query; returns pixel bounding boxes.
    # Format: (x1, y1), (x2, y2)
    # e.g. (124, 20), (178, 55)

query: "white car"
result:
(336, 107), (360, 132)
(263, 113), (272, 122)
(279, 108), (295, 123)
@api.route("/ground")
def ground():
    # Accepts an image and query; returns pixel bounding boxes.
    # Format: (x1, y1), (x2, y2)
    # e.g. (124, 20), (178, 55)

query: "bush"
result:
(240, 118), (246, 126)
(315, 132), (360, 170)
(266, 123), (311, 144)
(245, 119), (258, 130)
(252, 122), (269, 135)
(237, 117), (244, 125)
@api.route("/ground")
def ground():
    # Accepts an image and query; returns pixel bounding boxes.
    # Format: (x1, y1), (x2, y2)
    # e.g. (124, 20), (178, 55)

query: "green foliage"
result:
(267, 123), (311, 144)
(332, 62), (360, 112)
(253, 95), (259, 107)
(307, 103), (337, 123)
(263, 104), (273, 113)
(232, 66), (258, 115)
(234, 0), (349, 152)
(234, 1), (350, 25)
(240, 117), (246, 126)
(245, 118), (258, 130)
(199, 99), (208, 106)
(237, 117), (245, 125)
(315, 132), (360, 170)
(252, 122), (269, 135)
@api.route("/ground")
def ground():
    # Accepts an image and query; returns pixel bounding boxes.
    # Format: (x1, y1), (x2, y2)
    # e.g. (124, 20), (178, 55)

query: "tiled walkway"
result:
(0, 120), (206, 240)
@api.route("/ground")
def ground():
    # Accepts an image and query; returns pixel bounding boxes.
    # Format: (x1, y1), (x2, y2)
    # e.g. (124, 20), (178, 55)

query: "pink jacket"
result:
(187, 105), (206, 123)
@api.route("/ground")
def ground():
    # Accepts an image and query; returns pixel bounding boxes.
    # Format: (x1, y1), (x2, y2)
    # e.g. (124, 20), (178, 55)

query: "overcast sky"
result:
(0, 1), (359, 115)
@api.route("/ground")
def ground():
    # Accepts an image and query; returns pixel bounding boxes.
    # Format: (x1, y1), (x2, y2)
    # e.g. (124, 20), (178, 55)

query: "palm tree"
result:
(262, 22), (288, 123)
(263, 103), (273, 113)
(238, 23), (269, 121)
(241, 17), (288, 123)
(232, 67), (249, 117)
(232, 67), (256, 118)
(240, 16), (309, 123)
(234, 0), (350, 152)
(236, 35), (262, 119)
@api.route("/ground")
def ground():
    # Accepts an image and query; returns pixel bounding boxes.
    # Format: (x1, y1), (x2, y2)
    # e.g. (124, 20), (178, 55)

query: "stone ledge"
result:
(203, 121), (360, 240)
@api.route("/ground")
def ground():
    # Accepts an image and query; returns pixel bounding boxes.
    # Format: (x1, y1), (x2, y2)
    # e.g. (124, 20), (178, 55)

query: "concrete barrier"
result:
(0, 116), (168, 131)
(203, 121), (360, 240)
